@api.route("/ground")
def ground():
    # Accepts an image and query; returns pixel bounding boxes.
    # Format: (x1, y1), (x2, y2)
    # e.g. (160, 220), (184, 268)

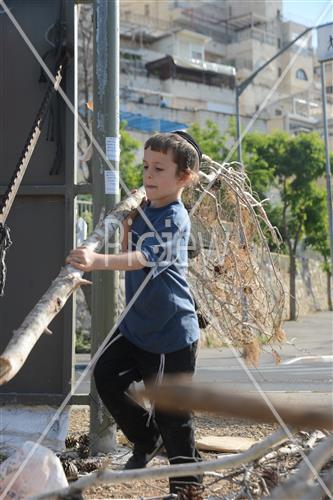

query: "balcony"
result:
(231, 27), (277, 46)
(227, 58), (253, 71)
(145, 55), (235, 89)
(120, 57), (147, 78)
(120, 10), (175, 41)
(174, 1), (230, 43)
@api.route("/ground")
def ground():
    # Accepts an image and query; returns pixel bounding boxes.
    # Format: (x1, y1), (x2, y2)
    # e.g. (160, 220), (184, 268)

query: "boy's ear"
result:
(178, 171), (192, 185)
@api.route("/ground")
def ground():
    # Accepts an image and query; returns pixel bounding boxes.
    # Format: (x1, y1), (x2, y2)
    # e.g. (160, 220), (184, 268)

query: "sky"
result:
(283, 0), (333, 27)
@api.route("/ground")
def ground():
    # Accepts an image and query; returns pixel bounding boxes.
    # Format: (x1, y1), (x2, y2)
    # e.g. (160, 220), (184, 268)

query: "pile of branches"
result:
(29, 384), (333, 499)
(32, 423), (333, 500)
(185, 156), (286, 366)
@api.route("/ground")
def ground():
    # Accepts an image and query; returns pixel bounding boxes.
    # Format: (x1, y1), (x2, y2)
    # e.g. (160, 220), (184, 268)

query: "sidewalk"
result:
(76, 310), (333, 367)
(75, 312), (332, 407)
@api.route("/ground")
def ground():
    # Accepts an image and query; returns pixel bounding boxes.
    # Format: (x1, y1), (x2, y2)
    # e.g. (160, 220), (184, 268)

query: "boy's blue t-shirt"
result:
(119, 200), (200, 354)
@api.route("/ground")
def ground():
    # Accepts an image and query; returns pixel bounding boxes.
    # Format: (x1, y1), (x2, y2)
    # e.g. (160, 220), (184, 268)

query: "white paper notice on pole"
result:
(317, 23), (333, 63)
(105, 136), (120, 161)
(104, 170), (119, 195)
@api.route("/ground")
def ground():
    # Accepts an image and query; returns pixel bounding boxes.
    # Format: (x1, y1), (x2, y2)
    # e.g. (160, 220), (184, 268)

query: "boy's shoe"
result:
(124, 436), (163, 469)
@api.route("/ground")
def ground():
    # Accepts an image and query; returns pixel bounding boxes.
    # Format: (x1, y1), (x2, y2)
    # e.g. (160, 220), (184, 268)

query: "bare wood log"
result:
(140, 382), (333, 430)
(268, 436), (333, 499)
(0, 188), (146, 385)
(31, 427), (290, 500)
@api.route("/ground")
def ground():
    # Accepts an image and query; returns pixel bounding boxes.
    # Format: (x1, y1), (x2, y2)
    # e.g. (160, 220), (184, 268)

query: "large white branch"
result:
(31, 427), (290, 500)
(0, 188), (146, 385)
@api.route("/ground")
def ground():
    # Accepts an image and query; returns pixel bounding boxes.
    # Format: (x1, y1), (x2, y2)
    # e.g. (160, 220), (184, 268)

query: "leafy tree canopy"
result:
(188, 120), (229, 163)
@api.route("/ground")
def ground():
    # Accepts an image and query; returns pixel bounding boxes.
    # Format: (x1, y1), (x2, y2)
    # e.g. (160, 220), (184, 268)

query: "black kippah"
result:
(173, 130), (202, 163)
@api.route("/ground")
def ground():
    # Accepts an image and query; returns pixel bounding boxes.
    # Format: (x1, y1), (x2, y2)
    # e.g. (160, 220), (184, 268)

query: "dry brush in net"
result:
(185, 155), (286, 366)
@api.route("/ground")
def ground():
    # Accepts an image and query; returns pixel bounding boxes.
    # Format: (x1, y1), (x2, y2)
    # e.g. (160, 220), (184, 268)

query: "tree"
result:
(243, 131), (327, 320)
(241, 131), (275, 201)
(188, 120), (229, 163)
(304, 187), (332, 311)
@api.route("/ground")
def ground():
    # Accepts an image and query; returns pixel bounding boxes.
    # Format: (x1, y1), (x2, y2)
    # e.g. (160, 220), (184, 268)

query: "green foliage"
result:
(80, 209), (93, 234)
(75, 328), (91, 354)
(243, 130), (327, 253)
(242, 131), (276, 199)
(187, 122), (329, 259)
(188, 120), (229, 163)
(120, 121), (142, 194)
(77, 195), (93, 233)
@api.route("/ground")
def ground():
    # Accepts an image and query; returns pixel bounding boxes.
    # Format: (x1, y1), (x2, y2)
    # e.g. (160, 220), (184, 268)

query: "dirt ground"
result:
(68, 406), (279, 499)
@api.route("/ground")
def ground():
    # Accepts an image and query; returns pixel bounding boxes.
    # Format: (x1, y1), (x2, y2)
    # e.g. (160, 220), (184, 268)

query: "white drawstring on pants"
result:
(146, 353), (165, 427)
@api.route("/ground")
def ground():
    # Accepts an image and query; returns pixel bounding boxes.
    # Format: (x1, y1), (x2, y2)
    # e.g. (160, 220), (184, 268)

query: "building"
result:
(118, 0), (332, 148)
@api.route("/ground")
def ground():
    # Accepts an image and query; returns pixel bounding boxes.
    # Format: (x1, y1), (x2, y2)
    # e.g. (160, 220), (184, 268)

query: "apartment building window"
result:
(327, 86), (333, 94)
(190, 43), (204, 62)
(296, 68), (308, 81)
(277, 38), (281, 49)
(278, 67), (282, 77)
(144, 4), (150, 17)
(192, 50), (203, 61)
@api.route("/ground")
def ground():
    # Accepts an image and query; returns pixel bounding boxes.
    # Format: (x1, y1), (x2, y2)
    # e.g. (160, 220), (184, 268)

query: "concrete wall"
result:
(279, 51), (314, 95)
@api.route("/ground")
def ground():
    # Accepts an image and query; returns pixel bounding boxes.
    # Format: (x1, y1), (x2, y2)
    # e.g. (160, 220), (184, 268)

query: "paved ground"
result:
(75, 311), (333, 407)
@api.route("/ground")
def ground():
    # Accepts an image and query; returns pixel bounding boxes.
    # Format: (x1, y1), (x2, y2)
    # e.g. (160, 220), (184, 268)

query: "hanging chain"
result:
(0, 50), (69, 296)
(0, 223), (12, 296)
(0, 51), (69, 226)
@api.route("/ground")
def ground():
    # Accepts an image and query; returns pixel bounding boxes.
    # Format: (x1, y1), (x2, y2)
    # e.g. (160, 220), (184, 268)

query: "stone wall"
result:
(273, 254), (330, 319)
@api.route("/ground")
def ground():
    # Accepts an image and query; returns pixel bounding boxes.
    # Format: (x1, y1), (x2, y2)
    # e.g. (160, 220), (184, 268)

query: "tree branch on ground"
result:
(30, 428), (290, 500)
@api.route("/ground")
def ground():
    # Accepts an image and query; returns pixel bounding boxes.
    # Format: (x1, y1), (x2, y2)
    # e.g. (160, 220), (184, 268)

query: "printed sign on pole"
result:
(317, 23), (333, 62)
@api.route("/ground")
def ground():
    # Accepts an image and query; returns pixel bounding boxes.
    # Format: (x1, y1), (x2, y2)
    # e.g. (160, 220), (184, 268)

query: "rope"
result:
(146, 353), (165, 427)
(0, 223), (12, 297)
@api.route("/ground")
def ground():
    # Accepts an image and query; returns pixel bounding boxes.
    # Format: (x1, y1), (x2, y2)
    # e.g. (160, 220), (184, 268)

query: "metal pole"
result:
(90, 0), (120, 455)
(320, 61), (333, 283)
(236, 90), (242, 163)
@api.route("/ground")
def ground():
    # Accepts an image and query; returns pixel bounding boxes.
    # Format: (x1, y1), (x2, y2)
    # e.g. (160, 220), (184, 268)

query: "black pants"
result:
(93, 332), (202, 492)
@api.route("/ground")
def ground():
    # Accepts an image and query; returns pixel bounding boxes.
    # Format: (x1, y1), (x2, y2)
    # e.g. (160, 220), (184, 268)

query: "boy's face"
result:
(143, 147), (187, 207)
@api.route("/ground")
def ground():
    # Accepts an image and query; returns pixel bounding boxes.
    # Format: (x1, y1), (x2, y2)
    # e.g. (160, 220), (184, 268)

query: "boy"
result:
(67, 132), (202, 494)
